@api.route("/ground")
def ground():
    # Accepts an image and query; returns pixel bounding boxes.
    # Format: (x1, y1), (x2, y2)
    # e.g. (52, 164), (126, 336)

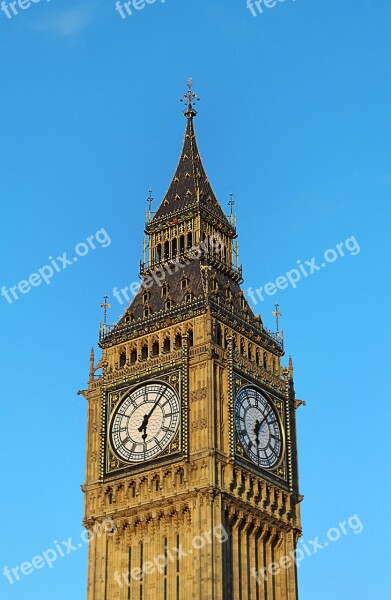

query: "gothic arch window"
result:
(163, 337), (171, 353)
(181, 277), (188, 290)
(255, 348), (260, 366)
(216, 322), (222, 346)
(119, 352), (126, 368)
(141, 344), (148, 360)
(177, 468), (184, 486)
(130, 349), (137, 364)
(188, 329), (194, 347)
(247, 343), (252, 360)
(162, 285), (168, 297)
(240, 338), (245, 356)
(263, 352), (267, 369)
(106, 487), (113, 505)
(143, 292), (149, 304)
(164, 241), (170, 260)
(179, 235), (185, 254)
(165, 299), (172, 311)
(224, 329), (229, 349)
(185, 292), (192, 303)
(129, 482), (136, 498)
(175, 333), (182, 349)
(143, 307), (150, 318)
(152, 341), (159, 357)
(172, 237), (177, 256)
(187, 232), (193, 248)
(156, 244), (162, 264)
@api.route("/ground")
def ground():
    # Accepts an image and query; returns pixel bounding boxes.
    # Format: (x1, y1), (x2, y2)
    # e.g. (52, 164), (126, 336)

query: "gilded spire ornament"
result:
(180, 77), (200, 117)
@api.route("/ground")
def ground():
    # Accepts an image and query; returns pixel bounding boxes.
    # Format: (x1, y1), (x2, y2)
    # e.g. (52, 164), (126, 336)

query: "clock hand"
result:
(138, 414), (150, 441)
(137, 388), (166, 440)
(256, 411), (271, 437)
(146, 388), (166, 419)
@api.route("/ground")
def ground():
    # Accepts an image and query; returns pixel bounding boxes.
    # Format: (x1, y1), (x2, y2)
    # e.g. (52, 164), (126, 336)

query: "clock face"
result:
(235, 386), (283, 469)
(109, 382), (180, 463)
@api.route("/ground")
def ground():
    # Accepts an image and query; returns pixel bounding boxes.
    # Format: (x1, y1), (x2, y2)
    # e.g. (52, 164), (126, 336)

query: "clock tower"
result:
(81, 81), (302, 599)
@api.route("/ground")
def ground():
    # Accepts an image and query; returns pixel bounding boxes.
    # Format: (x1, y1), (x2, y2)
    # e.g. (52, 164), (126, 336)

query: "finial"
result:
(100, 294), (111, 337)
(89, 347), (95, 383)
(180, 77), (200, 118)
(228, 193), (234, 216)
(228, 193), (237, 227)
(147, 188), (153, 212)
(272, 303), (282, 333)
(146, 188), (153, 224)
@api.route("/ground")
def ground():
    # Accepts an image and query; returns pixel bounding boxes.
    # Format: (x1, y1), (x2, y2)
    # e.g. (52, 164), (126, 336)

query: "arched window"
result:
(152, 341), (159, 356)
(165, 300), (171, 311)
(175, 334), (182, 349)
(129, 482), (136, 498)
(119, 353), (126, 368)
(188, 330), (194, 347)
(156, 244), (162, 264)
(187, 232), (193, 248)
(178, 468), (184, 485)
(163, 338), (171, 352)
(172, 238), (177, 256)
(216, 323), (222, 346)
(130, 349), (137, 364)
(179, 235), (185, 254)
(161, 285), (168, 297)
(240, 339), (245, 356)
(141, 345), (148, 360)
(164, 241), (170, 260)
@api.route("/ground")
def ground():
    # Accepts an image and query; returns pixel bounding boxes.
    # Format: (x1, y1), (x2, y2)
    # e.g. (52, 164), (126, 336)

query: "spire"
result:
(148, 79), (232, 228)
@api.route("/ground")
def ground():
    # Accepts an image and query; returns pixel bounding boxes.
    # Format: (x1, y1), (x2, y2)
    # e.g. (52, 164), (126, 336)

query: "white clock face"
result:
(109, 382), (180, 463)
(235, 386), (283, 469)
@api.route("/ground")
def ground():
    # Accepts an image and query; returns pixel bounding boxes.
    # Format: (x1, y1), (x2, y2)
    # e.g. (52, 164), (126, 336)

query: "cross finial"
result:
(147, 188), (153, 212)
(272, 303), (282, 332)
(180, 77), (200, 117)
(100, 293), (111, 326)
(228, 193), (235, 216)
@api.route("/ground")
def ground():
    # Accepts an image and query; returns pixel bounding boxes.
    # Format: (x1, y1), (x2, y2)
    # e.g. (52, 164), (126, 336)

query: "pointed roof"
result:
(148, 80), (231, 228)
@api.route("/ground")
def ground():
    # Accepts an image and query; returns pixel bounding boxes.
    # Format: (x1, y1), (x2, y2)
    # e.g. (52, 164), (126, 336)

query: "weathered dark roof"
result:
(119, 258), (256, 326)
(150, 115), (230, 226)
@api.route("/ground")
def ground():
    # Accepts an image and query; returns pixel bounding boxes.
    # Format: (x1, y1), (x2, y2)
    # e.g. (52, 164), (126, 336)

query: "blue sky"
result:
(0, 0), (390, 598)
